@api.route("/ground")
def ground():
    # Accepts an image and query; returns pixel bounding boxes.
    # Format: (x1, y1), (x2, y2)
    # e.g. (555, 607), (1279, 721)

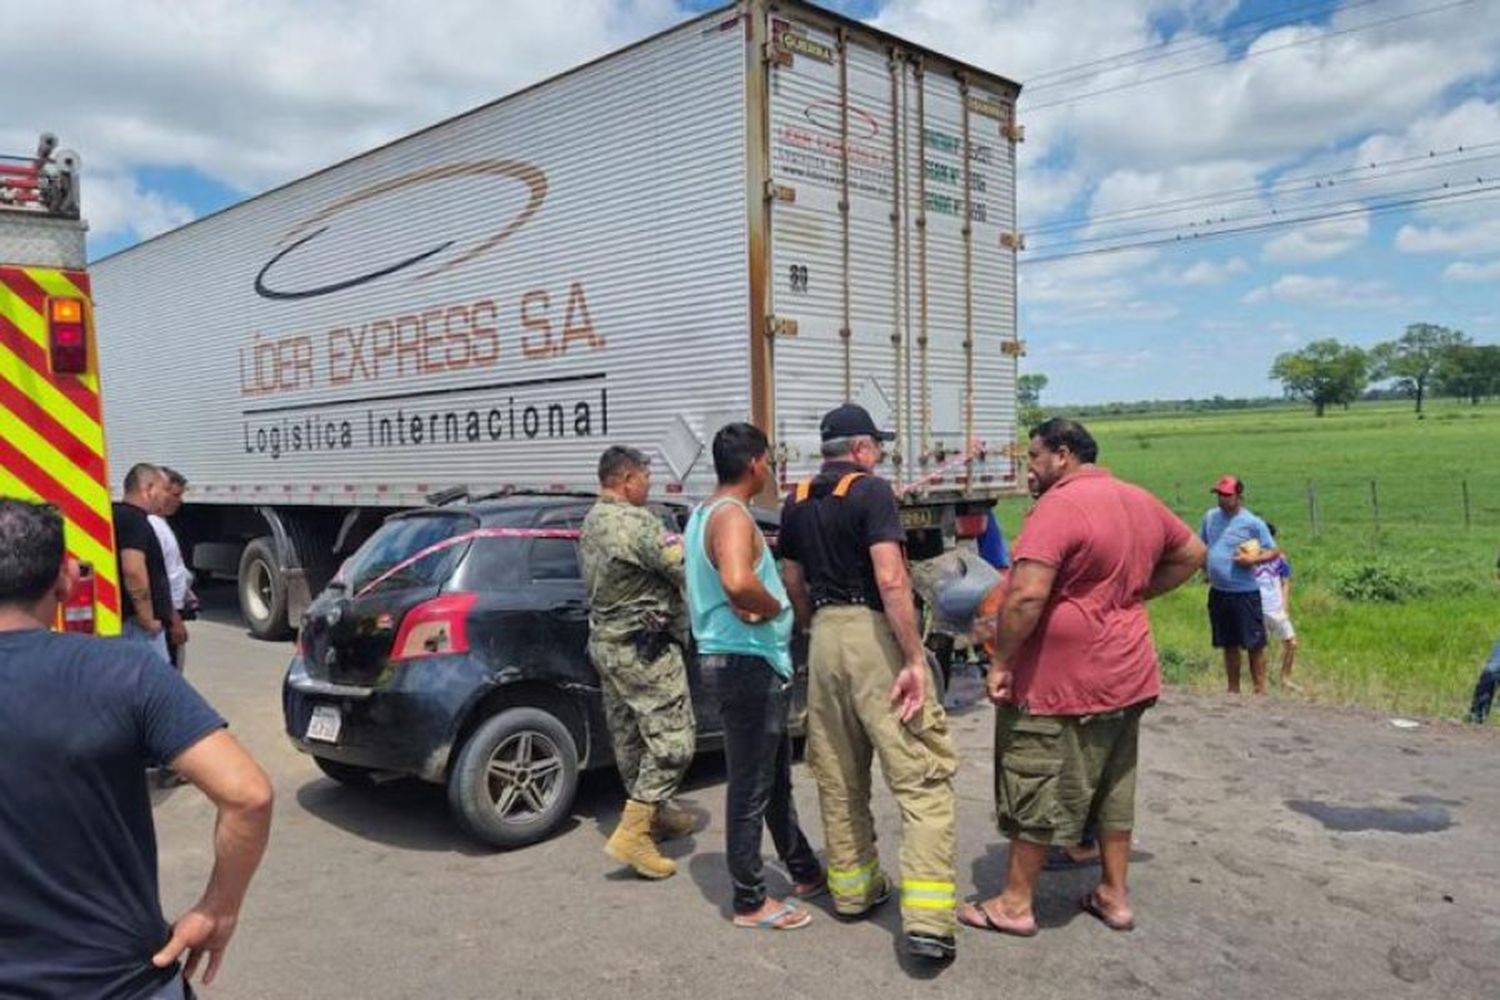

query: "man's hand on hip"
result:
(153, 904), (238, 986)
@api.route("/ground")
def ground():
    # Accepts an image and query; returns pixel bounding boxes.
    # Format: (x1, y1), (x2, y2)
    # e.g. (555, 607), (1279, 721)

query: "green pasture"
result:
(993, 400), (1500, 719)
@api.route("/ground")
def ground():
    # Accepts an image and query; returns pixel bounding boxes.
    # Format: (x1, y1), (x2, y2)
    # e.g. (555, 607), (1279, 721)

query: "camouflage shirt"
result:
(579, 494), (687, 644)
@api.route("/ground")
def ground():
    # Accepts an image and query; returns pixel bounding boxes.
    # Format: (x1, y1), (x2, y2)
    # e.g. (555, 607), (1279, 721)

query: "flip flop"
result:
(957, 900), (1038, 938)
(1079, 892), (1135, 932)
(734, 902), (812, 931)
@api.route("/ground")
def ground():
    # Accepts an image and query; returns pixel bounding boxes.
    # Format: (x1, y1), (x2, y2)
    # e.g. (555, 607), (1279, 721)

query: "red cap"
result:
(1211, 475), (1243, 496)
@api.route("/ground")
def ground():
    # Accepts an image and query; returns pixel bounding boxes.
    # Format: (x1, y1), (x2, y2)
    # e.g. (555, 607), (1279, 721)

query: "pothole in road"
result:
(1285, 800), (1453, 834)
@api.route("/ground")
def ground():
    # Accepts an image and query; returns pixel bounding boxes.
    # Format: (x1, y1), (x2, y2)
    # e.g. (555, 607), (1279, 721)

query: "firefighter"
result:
(578, 445), (697, 879)
(778, 404), (960, 963)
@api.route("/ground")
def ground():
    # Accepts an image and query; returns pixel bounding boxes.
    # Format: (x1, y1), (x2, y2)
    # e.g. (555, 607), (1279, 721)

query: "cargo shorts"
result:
(993, 700), (1152, 846)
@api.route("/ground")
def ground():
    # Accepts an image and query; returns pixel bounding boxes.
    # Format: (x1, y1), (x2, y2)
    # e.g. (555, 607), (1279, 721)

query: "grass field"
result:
(992, 399), (1500, 720)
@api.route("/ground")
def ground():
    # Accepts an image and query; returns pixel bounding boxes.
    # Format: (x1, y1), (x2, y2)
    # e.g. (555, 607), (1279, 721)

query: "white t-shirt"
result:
(148, 515), (193, 610)
(1253, 556), (1291, 616)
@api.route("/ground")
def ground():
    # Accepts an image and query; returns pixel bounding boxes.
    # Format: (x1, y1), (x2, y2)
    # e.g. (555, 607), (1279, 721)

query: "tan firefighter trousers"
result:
(806, 605), (959, 936)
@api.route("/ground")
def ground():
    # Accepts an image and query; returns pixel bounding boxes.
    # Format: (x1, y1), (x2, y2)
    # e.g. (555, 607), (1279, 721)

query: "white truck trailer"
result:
(92, 0), (1024, 639)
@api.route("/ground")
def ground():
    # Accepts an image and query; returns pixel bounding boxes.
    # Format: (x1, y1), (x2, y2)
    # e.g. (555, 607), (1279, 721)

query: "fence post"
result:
(1307, 479), (1321, 538)
(1463, 478), (1472, 529)
(1370, 478), (1381, 534)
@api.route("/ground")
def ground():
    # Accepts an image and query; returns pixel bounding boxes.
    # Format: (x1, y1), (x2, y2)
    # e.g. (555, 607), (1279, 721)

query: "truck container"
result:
(92, 0), (1024, 639)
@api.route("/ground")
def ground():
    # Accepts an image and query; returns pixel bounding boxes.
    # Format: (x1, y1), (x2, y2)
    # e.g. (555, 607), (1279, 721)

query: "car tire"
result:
(239, 536), (292, 641)
(313, 756), (380, 787)
(448, 706), (580, 850)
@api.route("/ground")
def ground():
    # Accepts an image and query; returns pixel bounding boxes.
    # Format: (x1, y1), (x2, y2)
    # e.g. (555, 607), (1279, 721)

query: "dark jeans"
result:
(1469, 632), (1500, 723)
(712, 652), (822, 914)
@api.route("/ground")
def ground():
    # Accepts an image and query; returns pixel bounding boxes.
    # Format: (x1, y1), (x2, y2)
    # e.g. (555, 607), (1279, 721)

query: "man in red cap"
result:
(1200, 475), (1281, 694)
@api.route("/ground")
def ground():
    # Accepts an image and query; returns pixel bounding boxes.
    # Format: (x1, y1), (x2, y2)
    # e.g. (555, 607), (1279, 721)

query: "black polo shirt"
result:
(112, 501), (173, 624)
(778, 461), (906, 611)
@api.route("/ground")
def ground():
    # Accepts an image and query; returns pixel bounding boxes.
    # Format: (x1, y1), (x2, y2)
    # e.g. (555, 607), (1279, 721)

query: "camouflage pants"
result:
(589, 638), (696, 804)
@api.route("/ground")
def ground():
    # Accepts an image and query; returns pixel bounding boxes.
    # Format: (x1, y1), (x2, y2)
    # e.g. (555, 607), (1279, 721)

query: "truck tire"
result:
(239, 536), (292, 641)
(448, 706), (580, 850)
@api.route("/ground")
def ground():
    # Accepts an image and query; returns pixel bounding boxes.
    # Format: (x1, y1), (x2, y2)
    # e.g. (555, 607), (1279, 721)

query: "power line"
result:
(1019, 183), (1500, 264)
(1027, 171), (1495, 253)
(1022, 0), (1476, 112)
(1027, 141), (1500, 237)
(1026, 0), (1389, 91)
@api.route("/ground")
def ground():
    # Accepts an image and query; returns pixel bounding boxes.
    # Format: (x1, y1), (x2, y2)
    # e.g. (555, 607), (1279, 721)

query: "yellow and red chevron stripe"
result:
(0, 264), (119, 635)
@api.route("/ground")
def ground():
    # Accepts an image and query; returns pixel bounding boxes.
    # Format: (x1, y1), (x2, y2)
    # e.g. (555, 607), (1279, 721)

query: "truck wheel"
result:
(314, 756), (380, 787)
(448, 707), (580, 850)
(239, 536), (292, 640)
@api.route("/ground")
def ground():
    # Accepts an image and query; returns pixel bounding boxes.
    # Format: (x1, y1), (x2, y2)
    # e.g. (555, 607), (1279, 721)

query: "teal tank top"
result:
(684, 498), (793, 677)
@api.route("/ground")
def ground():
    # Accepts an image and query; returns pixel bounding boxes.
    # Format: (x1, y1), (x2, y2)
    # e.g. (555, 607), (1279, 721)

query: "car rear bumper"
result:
(283, 653), (492, 782)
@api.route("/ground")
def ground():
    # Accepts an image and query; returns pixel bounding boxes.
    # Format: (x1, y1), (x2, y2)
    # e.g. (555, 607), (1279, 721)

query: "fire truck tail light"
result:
(63, 561), (97, 634)
(47, 296), (88, 374)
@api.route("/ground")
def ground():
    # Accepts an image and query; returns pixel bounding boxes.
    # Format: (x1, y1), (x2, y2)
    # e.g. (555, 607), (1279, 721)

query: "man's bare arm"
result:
(1144, 537), (1207, 600)
(152, 730), (273, 986)
(990, 559), (1056, 667)
(871, 541), (928, 722)
(120, 549), (158, 631)
(781, 558), (813, 632)
(708, 504), (783, 620)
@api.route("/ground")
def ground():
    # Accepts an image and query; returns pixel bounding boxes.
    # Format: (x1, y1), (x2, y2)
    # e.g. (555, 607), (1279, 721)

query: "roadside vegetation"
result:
(994, 399), (1500, 720)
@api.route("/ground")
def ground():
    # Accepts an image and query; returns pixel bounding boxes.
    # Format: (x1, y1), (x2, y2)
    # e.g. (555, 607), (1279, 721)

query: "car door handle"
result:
(557, 600), (588, 620)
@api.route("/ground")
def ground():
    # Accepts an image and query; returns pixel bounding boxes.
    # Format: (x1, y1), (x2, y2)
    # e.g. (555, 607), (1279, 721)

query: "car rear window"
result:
(345, 513), (479, 594)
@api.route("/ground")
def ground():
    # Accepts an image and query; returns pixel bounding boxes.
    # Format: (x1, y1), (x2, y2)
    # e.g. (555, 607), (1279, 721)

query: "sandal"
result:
(1080, 892), (1135, 932)
(734, 902), (812, 931)
(957, 900), (1038, 938)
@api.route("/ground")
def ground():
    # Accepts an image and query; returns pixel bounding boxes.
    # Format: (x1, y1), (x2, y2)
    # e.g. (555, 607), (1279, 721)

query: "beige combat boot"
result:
(604, 800), (677, 879)
(653, 800), (697, 841)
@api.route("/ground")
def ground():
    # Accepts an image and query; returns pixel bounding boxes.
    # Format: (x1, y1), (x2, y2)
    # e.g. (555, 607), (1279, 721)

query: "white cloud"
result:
(1444, 259), (1500, 283)
(1262, 212), (1370, 263)
(1157, 256), (1249, 286)
(1396, 217), (1500, 256)
(0, 0), (680, 235)
(85, 173), (197, 243)
(1241, 273), (1408, 309)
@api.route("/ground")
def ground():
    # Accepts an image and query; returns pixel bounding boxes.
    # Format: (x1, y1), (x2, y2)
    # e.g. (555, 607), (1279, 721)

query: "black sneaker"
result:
(906, 932), (957, 962)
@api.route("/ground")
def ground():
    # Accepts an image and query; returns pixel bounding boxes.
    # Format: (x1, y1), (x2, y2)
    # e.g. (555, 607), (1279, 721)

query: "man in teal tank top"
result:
(684, 423), (824, 931)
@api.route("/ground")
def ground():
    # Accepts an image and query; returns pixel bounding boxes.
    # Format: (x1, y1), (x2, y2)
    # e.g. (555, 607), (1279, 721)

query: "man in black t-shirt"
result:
(778, 403), (960, 964)
(114, 462), (173, 664)
(0, 497), (273, 999)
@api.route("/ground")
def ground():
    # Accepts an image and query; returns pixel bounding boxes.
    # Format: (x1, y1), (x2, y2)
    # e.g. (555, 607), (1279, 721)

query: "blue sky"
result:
(6, 0), (1498, 405)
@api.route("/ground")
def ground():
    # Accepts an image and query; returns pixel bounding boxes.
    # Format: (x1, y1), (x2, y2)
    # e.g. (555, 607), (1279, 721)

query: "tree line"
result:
(1270, 323), (1500, 416)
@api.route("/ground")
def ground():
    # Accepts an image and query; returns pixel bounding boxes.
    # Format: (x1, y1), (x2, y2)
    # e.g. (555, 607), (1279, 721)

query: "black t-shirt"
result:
(0, 628), (225, 998)
(113, 500), (173, 623)
(778, 460), (907, 611)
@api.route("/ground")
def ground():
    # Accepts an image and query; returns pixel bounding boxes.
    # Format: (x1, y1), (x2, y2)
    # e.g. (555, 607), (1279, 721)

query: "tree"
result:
(1370, 323), (1470, 415)
(1018, 372), (1048, 427)
(1437, 343), (1500, 405)
(1269, 339), (1368, 417)
(1018, 373), (1049, 408)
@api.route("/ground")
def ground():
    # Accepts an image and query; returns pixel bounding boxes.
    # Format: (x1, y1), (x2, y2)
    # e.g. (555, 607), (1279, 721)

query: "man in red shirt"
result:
(959, 418), (1204, 938)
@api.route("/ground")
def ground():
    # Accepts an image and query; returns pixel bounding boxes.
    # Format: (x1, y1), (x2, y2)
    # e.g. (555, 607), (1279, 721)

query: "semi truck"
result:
(0, 134), (118, 635)
(92, 0), (1025, 640)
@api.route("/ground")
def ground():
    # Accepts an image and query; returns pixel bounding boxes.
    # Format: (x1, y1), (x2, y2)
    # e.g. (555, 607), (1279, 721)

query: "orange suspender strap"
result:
(794, 479), (813, 503)
(832, 472), (865, 497)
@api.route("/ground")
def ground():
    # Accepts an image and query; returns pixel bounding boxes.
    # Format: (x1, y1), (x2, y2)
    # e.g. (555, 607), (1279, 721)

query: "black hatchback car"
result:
(283, 493), (807, 849)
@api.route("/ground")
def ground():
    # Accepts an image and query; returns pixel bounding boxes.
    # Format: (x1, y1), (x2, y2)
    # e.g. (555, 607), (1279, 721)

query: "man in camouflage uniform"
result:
(579, 445), (697, 879)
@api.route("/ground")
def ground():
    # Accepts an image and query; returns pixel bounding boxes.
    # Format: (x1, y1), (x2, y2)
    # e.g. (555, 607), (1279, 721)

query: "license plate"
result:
(900, 507), (938, 530)
(306, 705), (342, 743)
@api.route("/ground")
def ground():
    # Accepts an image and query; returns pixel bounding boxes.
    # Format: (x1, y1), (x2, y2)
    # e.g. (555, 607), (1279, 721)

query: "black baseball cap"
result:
(820, 402), (896, 443)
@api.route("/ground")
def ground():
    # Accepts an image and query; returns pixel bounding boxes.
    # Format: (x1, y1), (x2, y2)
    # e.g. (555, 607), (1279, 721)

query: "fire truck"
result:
(0, 133), (117, 634)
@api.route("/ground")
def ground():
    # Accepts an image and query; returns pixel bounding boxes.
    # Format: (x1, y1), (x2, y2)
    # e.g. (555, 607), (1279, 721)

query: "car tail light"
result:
(389, 592), (477, 661)
(62, 561), (96, 633)
(955, 512), (989, 539)
(48, 297), (89, 374)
